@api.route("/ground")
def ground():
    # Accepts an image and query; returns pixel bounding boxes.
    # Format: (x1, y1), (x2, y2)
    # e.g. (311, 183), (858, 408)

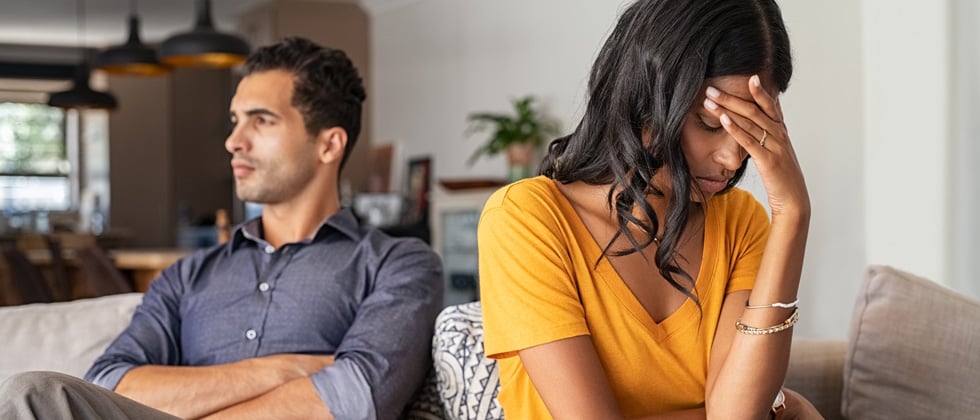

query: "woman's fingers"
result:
(703, 76), (788, 154)
(704, 97), (777, 159)
(718, 113), (768, 156)
(705, 81), (776, 131)
(747, 75), (783, 124)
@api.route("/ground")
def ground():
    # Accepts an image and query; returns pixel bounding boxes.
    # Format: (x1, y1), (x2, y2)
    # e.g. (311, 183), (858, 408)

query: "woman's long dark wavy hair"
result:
(540, 0), (792, 305)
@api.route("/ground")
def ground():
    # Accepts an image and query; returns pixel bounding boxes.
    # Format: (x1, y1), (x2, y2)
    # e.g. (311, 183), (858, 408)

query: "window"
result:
(0, 102), (70, 211)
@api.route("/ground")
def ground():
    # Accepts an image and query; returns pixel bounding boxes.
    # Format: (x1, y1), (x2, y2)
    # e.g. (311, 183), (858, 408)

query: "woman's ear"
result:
(318, 127), (348, 165)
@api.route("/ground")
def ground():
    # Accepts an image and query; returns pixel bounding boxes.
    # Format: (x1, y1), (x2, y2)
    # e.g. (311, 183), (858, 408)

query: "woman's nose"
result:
(715, 136), (747, 171)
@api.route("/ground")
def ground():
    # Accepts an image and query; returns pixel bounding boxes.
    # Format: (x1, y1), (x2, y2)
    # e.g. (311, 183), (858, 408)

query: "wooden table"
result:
(110, 249), (190, 292)
(22, 248), (190, 294)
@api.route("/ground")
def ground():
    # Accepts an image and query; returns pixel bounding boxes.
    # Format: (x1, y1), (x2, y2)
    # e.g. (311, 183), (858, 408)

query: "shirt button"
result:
(245, 329), (258, 340)
(258, 282), (270, 292)
(264, 245), (275, 254)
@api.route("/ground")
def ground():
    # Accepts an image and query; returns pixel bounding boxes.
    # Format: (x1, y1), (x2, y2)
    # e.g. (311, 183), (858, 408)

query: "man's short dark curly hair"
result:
(243, 37), (367, 170)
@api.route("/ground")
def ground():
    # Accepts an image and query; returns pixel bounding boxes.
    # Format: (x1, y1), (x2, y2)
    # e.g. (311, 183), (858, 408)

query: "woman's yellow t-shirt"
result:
(479, 176), (769, 418)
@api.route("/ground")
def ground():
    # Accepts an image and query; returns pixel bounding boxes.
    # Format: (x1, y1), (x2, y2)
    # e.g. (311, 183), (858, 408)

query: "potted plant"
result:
(465, 95), (560, 181)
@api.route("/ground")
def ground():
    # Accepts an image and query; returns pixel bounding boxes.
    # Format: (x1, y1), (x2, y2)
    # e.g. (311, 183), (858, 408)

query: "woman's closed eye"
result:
(696, 116), (724, 133)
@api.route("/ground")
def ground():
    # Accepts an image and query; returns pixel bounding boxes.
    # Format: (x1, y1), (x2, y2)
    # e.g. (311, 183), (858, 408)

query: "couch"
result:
(3, 265), (979, 419)
(0, 292), (142, 383)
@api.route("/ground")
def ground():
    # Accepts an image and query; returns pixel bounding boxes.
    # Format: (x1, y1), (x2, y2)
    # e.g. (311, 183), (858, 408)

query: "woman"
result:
(479, 0), (820, 418)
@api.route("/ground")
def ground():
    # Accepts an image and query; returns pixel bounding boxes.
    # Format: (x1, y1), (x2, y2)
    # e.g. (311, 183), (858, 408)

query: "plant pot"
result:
(506, 143), (536, 182)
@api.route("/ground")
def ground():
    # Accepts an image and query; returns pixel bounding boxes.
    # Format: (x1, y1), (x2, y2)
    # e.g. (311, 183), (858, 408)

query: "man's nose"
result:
(225, 124), (245, 154)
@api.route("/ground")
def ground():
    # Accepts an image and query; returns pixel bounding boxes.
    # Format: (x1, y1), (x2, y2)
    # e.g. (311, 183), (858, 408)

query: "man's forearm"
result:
(201, 377), (334, 420)
(115, 355), (333, 419)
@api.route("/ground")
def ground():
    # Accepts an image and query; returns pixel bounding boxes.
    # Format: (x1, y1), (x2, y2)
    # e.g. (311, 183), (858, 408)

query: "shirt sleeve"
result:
(310, 237), (444, 420)
(84, 260), (187, 390)
(725, 191), (771, 294)
(479, 183), (590, 360)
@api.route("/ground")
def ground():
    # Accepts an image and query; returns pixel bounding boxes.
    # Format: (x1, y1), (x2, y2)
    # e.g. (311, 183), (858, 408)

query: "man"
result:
(0, 37), (443, 420)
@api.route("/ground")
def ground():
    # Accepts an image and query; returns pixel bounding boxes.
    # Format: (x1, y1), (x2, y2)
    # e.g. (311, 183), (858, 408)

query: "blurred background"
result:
(0, 0), (976, 338)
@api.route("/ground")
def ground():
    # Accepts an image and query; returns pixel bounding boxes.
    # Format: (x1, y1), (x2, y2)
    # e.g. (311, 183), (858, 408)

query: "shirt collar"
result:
(321, 207), (363, 240)
(229, 207), (363, 251)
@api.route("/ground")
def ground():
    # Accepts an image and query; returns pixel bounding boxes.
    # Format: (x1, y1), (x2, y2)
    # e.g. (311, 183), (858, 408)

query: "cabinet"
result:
(108, 67), (233, 247)
(429, 187), (498, 307)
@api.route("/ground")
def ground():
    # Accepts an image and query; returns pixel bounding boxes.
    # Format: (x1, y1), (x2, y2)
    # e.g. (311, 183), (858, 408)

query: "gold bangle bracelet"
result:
(735, 308), (799, 335)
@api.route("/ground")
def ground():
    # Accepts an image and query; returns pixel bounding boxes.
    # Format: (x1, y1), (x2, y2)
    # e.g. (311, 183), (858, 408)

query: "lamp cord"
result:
(77, 0), (84, 49)
(75, 0), (88, 63)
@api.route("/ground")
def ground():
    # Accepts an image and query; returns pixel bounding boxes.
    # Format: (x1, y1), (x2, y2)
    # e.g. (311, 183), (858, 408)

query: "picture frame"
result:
(404, 156), (432, 224)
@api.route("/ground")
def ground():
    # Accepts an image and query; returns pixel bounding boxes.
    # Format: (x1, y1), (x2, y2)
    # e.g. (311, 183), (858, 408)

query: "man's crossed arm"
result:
(116, 354), (335, 419)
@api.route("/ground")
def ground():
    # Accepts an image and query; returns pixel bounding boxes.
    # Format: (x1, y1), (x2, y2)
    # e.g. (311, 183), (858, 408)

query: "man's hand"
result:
(201, 376), (335, 420)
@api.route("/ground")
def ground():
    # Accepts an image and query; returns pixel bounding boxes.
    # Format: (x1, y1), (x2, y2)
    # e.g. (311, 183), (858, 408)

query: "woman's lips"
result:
(696, 177), (729, 194)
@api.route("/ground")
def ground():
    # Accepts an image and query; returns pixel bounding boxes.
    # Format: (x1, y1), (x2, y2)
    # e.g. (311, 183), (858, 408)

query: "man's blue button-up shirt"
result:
(86, 208), (444, 419)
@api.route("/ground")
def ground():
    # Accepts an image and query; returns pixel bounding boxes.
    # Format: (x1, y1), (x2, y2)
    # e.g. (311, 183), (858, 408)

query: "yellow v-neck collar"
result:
(543, 178), (720, 343)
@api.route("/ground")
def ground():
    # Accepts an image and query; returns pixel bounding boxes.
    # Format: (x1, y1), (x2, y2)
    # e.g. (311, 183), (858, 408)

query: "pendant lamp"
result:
(48, 64), (118, 110)
(48, 0), (118, 110)
(94, 0), (170, 76)
(158, 0), (250, 68)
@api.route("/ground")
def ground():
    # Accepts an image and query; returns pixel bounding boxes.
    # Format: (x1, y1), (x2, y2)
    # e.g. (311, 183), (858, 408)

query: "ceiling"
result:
(0, 0), (285, 48)
(0, 0), (413, 50)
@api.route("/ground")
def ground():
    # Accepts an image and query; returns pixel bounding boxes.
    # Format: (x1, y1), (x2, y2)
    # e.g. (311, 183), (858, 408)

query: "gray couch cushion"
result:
(0, 293), (142, 383)
(786, 339), (846, 420)
(843, 265), (980, 420)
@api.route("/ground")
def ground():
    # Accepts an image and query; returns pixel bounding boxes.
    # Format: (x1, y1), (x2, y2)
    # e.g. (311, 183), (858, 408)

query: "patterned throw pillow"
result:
(432, 302), (504, 420)
(401, 301), (503, 420)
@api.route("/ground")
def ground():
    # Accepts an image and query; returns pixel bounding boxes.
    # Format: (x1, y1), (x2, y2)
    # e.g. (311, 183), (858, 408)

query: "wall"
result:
(370, 0), (897, 339)
(951, 1), (980, 299)
(862, 0), (951, 290)
(779, 1), (865, 337)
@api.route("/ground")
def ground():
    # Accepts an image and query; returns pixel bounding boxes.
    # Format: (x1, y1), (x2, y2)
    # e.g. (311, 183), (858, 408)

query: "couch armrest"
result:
(0, 293), (143, 383)
(785, 339), (846, 420)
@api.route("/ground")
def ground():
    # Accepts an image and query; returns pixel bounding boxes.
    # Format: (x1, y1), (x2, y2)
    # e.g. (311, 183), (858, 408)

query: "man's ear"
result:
(317, 127), (348, 165)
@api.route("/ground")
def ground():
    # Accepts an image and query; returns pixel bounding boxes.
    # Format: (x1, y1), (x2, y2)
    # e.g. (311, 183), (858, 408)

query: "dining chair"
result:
(75, 246), (134, 297)
(41, 235), (72, 301)
(1, 243), (55, 304)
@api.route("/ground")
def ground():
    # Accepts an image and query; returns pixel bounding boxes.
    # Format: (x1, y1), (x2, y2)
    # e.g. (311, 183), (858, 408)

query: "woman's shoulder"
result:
(483, 176), (564, 213)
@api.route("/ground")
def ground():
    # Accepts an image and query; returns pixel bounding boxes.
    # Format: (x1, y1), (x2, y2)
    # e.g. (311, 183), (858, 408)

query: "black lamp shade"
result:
(47, 64), (118, 110)
(158, 0), (250, 68)
(95, 15), (170, 76)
